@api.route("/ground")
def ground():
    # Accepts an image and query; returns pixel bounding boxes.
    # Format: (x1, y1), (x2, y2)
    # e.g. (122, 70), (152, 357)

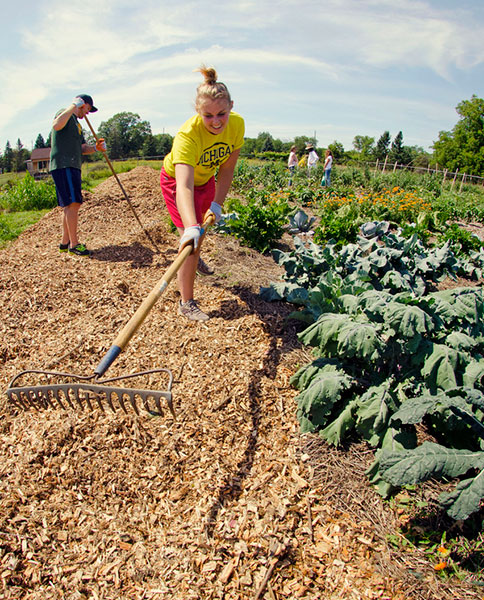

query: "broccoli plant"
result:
(260, 230), (484, 519)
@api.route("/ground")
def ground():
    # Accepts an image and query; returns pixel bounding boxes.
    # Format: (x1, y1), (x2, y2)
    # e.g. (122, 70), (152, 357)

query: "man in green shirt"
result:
(50, 94), (106, 256)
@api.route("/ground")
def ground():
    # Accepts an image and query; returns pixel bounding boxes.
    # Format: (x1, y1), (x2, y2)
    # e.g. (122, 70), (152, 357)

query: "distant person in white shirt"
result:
(306, 144), (319, 174)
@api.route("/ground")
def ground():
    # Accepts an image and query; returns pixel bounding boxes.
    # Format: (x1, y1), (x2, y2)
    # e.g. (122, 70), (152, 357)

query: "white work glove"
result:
(179, 225), (201, 250)
(72, 96), (86, 108)
(209, 201), (222, 223)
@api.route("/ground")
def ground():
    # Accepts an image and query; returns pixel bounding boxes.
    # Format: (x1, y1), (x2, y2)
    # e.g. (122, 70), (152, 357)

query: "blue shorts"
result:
(51, 168), (83, 207)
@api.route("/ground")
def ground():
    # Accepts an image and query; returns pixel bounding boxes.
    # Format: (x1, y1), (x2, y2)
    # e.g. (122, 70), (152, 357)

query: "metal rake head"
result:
(6, 368), (175, 418)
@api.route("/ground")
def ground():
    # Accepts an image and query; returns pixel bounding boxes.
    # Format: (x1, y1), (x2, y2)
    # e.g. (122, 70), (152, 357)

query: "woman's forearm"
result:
(213, 149), (240, 206)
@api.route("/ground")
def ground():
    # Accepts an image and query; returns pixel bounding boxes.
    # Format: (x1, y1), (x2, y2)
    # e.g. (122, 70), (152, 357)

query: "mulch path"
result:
(0, 167), (480, 599)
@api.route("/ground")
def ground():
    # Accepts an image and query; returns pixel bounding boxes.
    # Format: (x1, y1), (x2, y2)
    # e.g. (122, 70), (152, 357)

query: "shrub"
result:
(0, 173), (57, 212)
(219, 190), (291, 253)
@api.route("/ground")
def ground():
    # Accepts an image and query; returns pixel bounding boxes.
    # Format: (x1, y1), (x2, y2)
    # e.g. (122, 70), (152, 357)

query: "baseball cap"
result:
(78, 94), (98, 112)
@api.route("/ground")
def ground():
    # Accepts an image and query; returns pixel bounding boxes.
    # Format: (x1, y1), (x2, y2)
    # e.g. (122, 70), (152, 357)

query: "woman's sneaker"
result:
(197, 256), (214, 276)
(59, 243), (69, 253)
(178, 299), (209, 321)
(69, 243), (91, 257)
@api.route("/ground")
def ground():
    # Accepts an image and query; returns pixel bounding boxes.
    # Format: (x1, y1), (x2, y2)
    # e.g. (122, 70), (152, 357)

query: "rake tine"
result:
(58, 388), (75, 411)
(14, 392), (29, 411)
(166, 396), (175, 419)
(52, 389), (67, 411)
(91, 390), (106, 413)
(117, 393), (129, 414)
(142, 394), (155, 415)
(30, 390), (46, 410)
(43, 390), (58, 410)
(105, 391), (116, 412)
(128, 393), (140, 416)
(72, 388), (86, 411)
(81, 388), (94, 411)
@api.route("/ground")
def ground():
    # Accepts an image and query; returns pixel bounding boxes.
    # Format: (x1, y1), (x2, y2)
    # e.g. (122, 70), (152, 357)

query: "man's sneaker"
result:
(178, 299), (209, 321)
(59, 243), (69, 253)
(69, 243), (91, 257)
(197, 256), (214, 276)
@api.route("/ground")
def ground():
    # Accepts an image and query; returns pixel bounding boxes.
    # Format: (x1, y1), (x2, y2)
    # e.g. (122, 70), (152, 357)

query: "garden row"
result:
(217, 161), (484, 525)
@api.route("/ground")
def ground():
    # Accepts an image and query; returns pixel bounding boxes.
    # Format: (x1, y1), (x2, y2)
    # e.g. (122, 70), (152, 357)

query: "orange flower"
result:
(434, 561), (447, 571)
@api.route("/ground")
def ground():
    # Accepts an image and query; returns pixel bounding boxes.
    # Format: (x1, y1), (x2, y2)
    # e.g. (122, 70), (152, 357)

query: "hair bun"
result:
(197, 65), (218, 84)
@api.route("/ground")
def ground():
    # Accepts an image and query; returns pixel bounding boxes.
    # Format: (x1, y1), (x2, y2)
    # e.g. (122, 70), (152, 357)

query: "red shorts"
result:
(160, 167), (215, 228)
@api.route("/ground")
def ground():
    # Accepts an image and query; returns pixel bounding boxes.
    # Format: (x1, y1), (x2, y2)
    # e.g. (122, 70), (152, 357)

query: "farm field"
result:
(0, 166), (483, 599)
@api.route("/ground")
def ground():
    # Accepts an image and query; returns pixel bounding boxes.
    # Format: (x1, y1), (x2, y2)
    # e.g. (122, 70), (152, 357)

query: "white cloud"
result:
(0, 0), (482, 150)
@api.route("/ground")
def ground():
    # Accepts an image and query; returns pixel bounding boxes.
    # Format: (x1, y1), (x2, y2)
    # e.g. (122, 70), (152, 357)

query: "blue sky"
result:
(0, 0), (483, 153)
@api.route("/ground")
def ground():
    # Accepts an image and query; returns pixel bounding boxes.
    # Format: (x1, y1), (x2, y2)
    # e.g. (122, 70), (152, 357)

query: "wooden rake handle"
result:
(94, 214), (216, 378)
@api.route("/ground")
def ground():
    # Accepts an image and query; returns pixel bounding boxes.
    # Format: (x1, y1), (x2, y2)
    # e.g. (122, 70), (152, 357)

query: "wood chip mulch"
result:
(0, 167), (480, 599)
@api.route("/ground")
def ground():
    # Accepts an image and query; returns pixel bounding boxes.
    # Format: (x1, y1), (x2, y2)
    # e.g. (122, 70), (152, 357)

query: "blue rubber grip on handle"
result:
(94, 345), (122, 377)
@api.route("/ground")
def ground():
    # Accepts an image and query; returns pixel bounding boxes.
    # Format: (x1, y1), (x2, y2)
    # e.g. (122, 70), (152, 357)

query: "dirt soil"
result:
(0, 167), (481, 599)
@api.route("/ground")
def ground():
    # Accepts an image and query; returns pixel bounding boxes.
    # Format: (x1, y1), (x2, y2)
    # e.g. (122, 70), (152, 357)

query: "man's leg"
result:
(63, 202), (81, 247)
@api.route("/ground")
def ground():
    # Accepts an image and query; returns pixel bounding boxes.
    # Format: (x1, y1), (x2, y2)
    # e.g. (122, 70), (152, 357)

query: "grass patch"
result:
(82, 159), (162, 190)
(0, 209), (51, 248)
(0, 171), (24, 190)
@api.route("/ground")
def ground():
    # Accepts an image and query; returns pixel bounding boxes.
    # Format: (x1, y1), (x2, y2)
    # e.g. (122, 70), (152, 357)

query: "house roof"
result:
(30, 148), (51, 160)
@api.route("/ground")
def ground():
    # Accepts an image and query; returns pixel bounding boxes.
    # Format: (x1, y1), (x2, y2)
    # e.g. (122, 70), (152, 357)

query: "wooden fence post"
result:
(382, 155), (388, 172)
(459, 173), (466, 193)
(374, 159), (379, 175)
(451, 168), (459, 191)
(393, 161), (398, 172)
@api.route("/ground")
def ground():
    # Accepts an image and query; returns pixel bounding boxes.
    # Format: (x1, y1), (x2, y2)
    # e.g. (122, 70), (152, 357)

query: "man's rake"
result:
(6, 215), (215, 418)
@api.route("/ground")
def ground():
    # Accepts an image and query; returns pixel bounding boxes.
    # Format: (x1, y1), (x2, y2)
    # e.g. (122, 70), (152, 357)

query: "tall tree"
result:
(433, 95), (484, 176)
(34, 133), (46, 149)
(13, 139), (29, 172)
(353, 135), (375, 159)
(240, 137), (257, 157)
(294, 136), (317, 155)
(328, 140), (345, 161)
(153, 133), (173, 157)
(389, 131), (404, 163)
(3, 141), (13, 172)
(98, 112), (152, 159)
(256, 131), (274, 152)
(375, 131), (391, 161)
(142, 134), (157, 157)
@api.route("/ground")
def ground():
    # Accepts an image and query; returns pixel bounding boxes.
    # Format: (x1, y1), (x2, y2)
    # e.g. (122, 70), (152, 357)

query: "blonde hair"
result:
(195, 65), (232, 110)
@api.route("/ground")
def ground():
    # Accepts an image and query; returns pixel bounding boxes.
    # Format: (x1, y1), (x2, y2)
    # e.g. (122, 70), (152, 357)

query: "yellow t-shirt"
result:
(163, 112), (245, 186)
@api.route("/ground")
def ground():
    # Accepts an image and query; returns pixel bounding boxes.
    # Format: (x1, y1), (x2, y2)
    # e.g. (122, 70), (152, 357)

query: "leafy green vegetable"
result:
(379, 442), (484, 520)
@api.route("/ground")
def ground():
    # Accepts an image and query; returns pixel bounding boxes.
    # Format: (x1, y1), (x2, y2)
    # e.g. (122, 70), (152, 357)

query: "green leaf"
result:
(366, 427), (417, 497)
(445, 331), (478, 352)
(383, 303), (434, 339)
(355, 383), (395, 446)
(431, 287), (484, 329)
(380, 270), (412, 292)
(290, 359), (341, 391)
(379, 442), (484, 520)
(337, 320), (384, 361)
(390, 389), (484, 446)
(439, 470), (484, 520)
(379, 441), (484, 484)
(320, 399), (358, 446)
(298, 313), (349, 355)
(463, 359), (484, 387)
(295, 371), (354, 429)
(421, 343), (462, 391)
